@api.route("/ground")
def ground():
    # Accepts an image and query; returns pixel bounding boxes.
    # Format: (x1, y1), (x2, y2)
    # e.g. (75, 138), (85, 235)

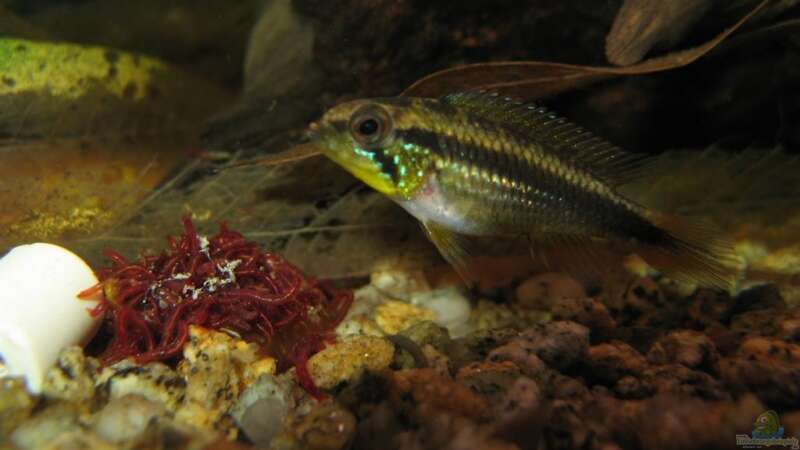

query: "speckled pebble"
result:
(587, 393), (765, 450)
(687, 288), (733, 326)
(586, 341), (648, 384)
(308, 336), (394, 390)
(375, 300), (436, 334)
(494, 377), (545, 448)
(244, 357), (279, 385)
(515, 272), (587, 309)
(285, 401), (356, 450)
(601, 276), (666, 325)
(399, 320), (451, 353)
(642, 364), (729, 400)
(738, 336), (800, 365)
(455, 360), (521, 403)
(779, 310), (800, 341)
(719, 357), (800, 408)
(96, 360), (186, 412)
(514, 321), (590, 371)
(388, 368), (492, 421)
(550, 373), (590, 401)
(613, 374), (653, 399)
(471, 300), (519, 330)
(335, 312), (384, 337)
(730, 309), (782, 336)
(177, 326), (275, 439)
(421, 344), (451, 378)
(646, 330), (719, 370)
(551, 297), (615, 336)
(0, 378), (35, 436)
(488, 340), (548, 378)
(42, 346), (100, 406)
(448, 328), (520, 369)
(11, 402), (81, 450)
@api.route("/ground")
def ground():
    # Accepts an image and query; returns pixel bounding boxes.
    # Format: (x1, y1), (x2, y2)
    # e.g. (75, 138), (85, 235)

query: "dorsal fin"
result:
(440, 91), (652, 187)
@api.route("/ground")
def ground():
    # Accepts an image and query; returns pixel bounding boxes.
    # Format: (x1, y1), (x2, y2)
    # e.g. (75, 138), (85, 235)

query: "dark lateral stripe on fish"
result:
(395, 126), (671, 246)
(396, 117), (582, 191)
(395, 127), (441, 157)
(396, 125), (569, 198)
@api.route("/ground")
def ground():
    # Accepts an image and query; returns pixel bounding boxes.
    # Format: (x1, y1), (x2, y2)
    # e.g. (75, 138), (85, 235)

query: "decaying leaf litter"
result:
(1, 0), (800, 449)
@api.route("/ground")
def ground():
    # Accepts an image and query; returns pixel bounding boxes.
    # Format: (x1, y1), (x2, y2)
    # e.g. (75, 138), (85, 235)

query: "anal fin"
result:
(527, 233), (622, 281)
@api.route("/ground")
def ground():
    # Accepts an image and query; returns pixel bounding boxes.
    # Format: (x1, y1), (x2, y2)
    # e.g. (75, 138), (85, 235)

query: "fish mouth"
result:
(306, 121), (321, 141)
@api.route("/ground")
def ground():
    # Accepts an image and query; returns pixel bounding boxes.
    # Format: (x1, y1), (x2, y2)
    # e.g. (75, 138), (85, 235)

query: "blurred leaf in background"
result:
(0, 36), (232, 251)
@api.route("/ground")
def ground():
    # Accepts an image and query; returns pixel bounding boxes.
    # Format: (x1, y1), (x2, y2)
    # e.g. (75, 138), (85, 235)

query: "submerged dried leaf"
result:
(605, 0), (714, 66)
(64, 155), (435, 280)
(402, 0), (769, 100)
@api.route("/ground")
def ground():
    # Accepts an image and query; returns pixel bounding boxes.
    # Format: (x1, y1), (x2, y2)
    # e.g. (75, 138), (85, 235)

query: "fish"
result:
(306, 91), (738, 289)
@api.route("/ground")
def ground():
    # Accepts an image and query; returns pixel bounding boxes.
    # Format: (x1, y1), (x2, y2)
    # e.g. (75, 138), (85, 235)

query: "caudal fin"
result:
(638, 212), (741, 290)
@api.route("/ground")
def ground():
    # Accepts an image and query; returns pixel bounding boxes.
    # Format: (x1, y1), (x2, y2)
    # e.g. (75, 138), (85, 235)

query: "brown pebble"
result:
(731, 309), (782, 336)
(455, 361), (521, 404)
(551, 297), (616, 338)
(544, 398), (593, 449)
(622, 394), (762, 450)
(719, 357), (800, 408)
(647, 330), (719, 371)
(687, 288), (733, 326)
(733, 284), (786, 313)
(600, 276), (669, 326)
(738, 336), (800, 366)
(705, 325), (743, 356)
(643, 364), (729, 400)
(514, 321), (590, 371)
(493, 377), (546, 449)
(613, 375), (653, 399)
(586, 341), (649, 384)
(488, 342), (548, 378)
(584, 394), (764, 450)
(778, 309), (800, 342)
(290, 401), (356, 450)
(515, 273), (586, 309)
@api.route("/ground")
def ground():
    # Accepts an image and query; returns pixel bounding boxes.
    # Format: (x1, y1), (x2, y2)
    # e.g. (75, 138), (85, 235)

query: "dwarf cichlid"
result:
(307, 91), (736, 289)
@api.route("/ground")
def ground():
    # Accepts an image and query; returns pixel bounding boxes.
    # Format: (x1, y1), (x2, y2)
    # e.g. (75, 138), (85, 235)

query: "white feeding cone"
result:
(0, 243), (102, 394)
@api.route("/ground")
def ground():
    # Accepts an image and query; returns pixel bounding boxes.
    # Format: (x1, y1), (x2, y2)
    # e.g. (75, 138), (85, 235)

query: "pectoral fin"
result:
(423, 221), (484, 285)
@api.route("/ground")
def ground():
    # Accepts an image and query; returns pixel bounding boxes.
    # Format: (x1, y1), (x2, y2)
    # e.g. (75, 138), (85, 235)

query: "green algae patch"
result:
(0, 38), (169, 101)
(0, 38), (232, 253)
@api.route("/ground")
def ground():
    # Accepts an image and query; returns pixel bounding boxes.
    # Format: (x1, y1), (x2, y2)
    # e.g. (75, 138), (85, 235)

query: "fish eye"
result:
(359, 118), (379, 136)
(349, 105), (392, 149)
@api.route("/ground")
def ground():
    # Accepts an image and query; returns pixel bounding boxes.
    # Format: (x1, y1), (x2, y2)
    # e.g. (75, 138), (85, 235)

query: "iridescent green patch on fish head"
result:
(310, 100), (432, 199)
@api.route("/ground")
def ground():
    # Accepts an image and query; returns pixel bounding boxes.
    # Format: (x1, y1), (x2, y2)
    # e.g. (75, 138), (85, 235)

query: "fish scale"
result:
(310, 92), (738, 289)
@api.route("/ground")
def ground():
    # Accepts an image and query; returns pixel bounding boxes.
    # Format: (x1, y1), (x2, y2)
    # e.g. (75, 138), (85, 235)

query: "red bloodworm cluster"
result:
(80, 216), (353, 399)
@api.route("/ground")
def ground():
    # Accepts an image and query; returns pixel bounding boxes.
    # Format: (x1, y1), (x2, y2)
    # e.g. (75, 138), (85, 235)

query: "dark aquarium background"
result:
(1, 1), (800, 450)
